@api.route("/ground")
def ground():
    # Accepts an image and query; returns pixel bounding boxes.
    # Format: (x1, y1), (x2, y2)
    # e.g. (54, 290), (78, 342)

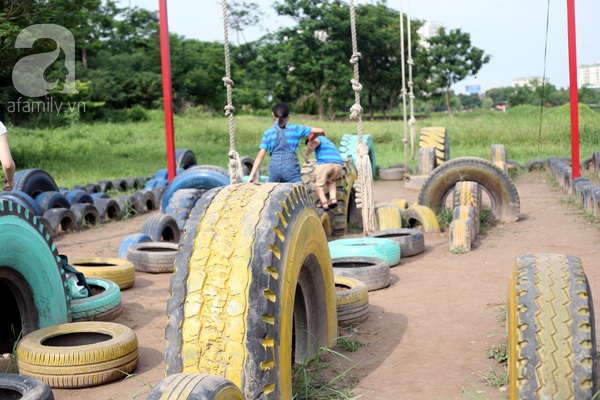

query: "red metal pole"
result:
(567, 0), (580, 179)
(159, 0), (177, 182)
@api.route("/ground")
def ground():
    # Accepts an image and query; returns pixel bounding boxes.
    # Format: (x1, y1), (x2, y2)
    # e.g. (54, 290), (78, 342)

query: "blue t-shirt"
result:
(259, 123), (311, 155)
(315, 136), (343, 165)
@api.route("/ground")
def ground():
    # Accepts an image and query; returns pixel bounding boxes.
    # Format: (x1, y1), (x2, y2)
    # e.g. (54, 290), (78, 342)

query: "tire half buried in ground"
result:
(417, 157), (520, 222)
(164, 183), (337, 400)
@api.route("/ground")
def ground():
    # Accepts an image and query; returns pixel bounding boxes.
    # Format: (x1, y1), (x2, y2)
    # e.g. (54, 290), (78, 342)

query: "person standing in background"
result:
(0, 121), (16, 191)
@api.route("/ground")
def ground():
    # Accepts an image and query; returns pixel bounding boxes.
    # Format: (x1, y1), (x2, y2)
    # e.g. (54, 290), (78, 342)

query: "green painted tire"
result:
(338, 134), (376, 177)
(0, 200), (70, 353)
(508, 253), (597, 399)
(147, 373), (244, 400)
(165, 183), (337, 399)
(328, 237), (400, 266)
(70, 278), (122, 322)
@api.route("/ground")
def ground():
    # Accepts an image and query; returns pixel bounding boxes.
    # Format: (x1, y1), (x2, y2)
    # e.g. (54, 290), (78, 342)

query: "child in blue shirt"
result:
(304, 131), (343, 210)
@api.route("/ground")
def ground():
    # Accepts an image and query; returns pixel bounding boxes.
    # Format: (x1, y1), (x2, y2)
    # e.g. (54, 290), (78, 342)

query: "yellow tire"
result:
(147, 373), (244, 400)
(334, 276), (369, 327)
(391, 198), (408, 209)
(419, 126), (449, 166)
(490, 144), (507, 163)
(165, 183), (337, 399)
(403, 204), (440, 233)
(375, 203), (403, 230)
(508, 254), (597, 399)
(16, 321), (138, 388)
(70, 257), (135, 290)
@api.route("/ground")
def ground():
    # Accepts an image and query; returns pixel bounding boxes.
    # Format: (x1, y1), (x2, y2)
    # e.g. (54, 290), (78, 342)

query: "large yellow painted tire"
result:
(147, 373), (244, 400)
(508, 253), (597, 399)
(419, 126), (449, 166)
(16, 321), (138, 388)
(164, 183), (337, 400)
(70, 257), (135, 290)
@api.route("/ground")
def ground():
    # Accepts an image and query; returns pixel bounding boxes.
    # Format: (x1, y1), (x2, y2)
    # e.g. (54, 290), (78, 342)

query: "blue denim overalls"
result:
(268, 125), (302, 183)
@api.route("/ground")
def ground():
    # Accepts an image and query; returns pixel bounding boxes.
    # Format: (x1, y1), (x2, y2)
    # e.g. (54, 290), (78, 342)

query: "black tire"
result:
(152, 185), (167, 207)
(0, 200), (70, 354)
(94, 198), (121, 222)
(70, 278), (122, 322)
(115, 195), (139, 217)
(65, 189), (93, 205)
(132, 189), (158, 213)
(369, 228), (425, 257)
(98, 180), (113, 193)
(239, 156), (255, 176)
(70, 203), (100, 229)
(417, 157), (520, 223)
(332, 256), (390, 291)
(43, 208), (78, 235)
(506, 159), (523, 174)
(84, 183), (101, 194)
(335, 276), (369, 327)
(126, 242), (178, 273)
(0, 373), (55, 400)
(508, 253), (597, 398)
(147, 373), (244, 400)
(378, 167), (406, 181)
(37, 216), (56, 239)
(176, 148), (197, 170)
(13, 169), (59, 199)
(112, 178), (128, 192)
(165, 183), (337, 399)
(165, 188), (206, 229)
(141, 214), (181, 242)
(16, 321), (138, 389)
(581, 156), (593, 171)
(34, 191), (71, 214)
(525, 158), (546, 172)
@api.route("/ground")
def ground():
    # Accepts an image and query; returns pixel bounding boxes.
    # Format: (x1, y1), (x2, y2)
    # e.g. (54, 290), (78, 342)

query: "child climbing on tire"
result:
(304, 130), (344, 210)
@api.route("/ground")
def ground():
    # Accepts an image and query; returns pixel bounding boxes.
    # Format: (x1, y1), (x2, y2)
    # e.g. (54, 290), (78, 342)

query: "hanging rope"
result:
(399, 0), (409, 178)
(222, 0), (242, 184)
(405, 1), (416, 160)
(349, 0), (376, 236)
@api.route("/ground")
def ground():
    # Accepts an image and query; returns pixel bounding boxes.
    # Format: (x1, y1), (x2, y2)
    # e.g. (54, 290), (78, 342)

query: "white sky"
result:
(118, 0), (600, 93)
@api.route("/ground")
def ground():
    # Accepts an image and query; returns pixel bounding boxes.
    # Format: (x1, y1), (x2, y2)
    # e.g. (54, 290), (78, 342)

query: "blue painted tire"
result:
(35, 191), (71, 214)
(70, 278), (122, 322)
(154, 169), (168, 181)
(164, 188), (205, 230)
(90, 193), (110, 202)
(0, 200), (70, 353)
(328, 237), (400, 266)
(338, 134), (377, 177)
(0, 191), (43, 216)
(13, 168), (59, 198)
(160, 170), (229, 213)
(145, 178), (169, 190)
(66, 189), (93, 205)
(118, 233), (153, 259)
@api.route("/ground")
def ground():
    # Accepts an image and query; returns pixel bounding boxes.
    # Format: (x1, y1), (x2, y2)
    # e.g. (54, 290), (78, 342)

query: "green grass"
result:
(4, 104), (600, 188)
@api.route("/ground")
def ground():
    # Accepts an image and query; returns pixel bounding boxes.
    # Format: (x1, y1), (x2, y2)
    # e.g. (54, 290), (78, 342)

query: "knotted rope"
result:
(349, 0), (376, 236)
(405, 1), (416, 160)
(222, 0), (242, 184)
(399, 0), (409, 178)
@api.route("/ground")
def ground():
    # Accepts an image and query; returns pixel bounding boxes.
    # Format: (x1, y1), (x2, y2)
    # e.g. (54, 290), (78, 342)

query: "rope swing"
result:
(399, 0), (416, 166)
(348, 0), (376, 236)
(221, 0), (242, 184)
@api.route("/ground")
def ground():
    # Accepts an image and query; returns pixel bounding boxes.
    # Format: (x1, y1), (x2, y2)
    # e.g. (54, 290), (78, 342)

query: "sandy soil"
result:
(26, 170), (600, 400)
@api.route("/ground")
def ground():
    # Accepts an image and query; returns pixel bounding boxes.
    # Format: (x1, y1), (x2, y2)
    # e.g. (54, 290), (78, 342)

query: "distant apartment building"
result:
(512, 77), (548, 88)
(578, 62), (600, 88)
(417, 21), (444, 48)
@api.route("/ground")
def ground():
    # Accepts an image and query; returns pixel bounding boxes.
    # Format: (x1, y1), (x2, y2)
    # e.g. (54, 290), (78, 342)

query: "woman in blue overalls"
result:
(248, 102), (325, 183)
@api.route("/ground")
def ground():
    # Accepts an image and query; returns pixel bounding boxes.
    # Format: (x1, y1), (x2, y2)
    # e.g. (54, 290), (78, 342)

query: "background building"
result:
(512, 77), (548, 88)
(578, 62), (600, 88)
(417, 21), (444, 48)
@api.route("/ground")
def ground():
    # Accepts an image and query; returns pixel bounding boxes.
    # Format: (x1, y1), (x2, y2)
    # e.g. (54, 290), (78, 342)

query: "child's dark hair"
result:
(273, 102), (290, 129)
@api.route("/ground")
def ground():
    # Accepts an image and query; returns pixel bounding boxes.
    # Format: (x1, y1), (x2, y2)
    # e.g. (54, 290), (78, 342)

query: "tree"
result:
(425, 28), (490, 115)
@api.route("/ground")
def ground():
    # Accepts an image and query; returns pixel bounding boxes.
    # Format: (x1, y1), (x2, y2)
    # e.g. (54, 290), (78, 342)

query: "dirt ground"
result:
(37, 170), (600, 400)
